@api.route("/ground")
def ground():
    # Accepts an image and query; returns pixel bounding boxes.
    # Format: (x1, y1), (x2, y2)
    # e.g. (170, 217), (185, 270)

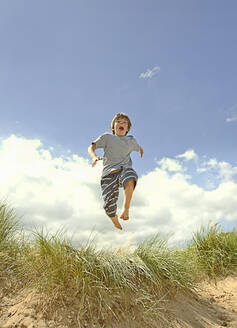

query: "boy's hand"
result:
(139, 147), (144, 158)
(92, 156), (103, 167)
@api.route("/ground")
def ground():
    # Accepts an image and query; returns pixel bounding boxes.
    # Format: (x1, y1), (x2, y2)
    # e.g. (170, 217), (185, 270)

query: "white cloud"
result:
(176, 149), (198, 162)
(226, 116), (237, 123)
(218, 162), (237, 180)
(157, 158), (184, 172)
(139, 66), (160, 79)
(0, 135), (103, 233)
(0, 135), (237, 248)
(199, 158), (237, 182)
(226, 103), (237, 123)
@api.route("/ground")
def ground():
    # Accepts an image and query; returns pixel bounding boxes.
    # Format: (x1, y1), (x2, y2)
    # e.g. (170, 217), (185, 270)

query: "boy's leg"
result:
(101, 172), (122, 230)
(110, 215), (122, 230)
(120, 168), (138, 220)
(120, 179), (135, 220)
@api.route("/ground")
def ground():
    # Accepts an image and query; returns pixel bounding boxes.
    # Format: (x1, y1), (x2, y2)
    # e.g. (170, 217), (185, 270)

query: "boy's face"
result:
(114, 118), (129, 136)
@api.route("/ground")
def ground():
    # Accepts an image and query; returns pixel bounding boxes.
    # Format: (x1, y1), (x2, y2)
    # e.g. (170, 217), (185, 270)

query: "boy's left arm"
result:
(139, 146), (144, 158)
(130, 136), (143, 158)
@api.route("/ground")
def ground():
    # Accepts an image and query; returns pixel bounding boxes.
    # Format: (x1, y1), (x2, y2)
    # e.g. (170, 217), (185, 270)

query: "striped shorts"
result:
(100, 168), (138, 218)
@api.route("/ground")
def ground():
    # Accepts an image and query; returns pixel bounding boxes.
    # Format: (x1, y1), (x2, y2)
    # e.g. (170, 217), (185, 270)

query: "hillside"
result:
(1, 203), (237, 327)
(1, 276), (237, 327)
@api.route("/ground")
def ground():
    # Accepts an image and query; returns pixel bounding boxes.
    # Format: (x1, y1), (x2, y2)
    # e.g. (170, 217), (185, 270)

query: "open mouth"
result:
(119, 127), (124, 131)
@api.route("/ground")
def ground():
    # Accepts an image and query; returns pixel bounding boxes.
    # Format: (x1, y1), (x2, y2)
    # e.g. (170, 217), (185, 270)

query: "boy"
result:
(88, 113), (143, 230)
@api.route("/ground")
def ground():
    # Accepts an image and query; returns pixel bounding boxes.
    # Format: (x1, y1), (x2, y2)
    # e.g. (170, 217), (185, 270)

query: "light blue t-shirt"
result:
(92, 133), (140, 178)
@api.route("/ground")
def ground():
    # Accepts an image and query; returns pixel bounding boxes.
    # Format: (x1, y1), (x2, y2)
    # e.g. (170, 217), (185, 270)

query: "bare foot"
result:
(111, 215), (122, 230)
(120, 208), (129, 220)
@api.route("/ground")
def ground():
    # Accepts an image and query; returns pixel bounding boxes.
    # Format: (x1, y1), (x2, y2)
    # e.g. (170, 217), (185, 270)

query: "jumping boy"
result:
(88, 113), (143, 230)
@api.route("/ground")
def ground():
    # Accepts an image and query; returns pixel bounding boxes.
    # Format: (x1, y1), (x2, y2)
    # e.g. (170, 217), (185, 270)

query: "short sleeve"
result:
(128, 136), (140, 152)
(92, 134), (107, 149)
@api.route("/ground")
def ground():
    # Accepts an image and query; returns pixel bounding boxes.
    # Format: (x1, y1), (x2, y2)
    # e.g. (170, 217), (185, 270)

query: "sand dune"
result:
(1, 276), (237, 328)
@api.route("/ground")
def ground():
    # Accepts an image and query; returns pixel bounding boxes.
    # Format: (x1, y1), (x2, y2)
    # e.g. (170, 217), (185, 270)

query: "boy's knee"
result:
(124, 178), (136, 190)
(128, 179), (135, 187)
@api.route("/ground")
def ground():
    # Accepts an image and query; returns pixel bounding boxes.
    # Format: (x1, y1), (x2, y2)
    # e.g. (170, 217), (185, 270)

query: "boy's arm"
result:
(130, 136), (143, 158)
(88, 143), (103, 167)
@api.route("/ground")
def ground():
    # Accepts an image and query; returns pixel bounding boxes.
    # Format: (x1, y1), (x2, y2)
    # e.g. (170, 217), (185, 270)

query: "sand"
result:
(0, 276), (237, 328)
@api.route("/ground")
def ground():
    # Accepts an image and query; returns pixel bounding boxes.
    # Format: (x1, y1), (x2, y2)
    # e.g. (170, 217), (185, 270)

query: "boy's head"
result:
(110, 113), (132, 136)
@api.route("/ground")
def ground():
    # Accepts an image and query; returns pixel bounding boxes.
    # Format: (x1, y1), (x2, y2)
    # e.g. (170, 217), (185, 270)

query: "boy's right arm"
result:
(88, 143), (103, 167)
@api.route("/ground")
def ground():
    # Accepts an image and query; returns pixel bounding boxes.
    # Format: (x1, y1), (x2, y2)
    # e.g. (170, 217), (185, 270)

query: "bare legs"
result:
(109, 179), (136, 230)
(120, 179), (135, 221)
(110, 215), (122, 230)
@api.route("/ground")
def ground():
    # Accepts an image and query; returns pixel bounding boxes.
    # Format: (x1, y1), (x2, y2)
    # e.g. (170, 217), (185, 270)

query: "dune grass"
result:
(190, 222), (237, 278)
(0, 203), (22, 272)
(0, 201), (237, 327)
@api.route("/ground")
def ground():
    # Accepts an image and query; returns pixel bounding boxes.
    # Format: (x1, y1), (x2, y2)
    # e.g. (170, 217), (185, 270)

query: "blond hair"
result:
(110, 113), (132, 135)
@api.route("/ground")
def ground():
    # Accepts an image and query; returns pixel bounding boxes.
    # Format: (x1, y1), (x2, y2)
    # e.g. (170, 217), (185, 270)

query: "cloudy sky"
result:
(1, 1), (237, 248)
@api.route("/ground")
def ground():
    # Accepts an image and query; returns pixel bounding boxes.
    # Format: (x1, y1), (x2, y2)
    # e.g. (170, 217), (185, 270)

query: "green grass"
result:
(0, 203), (19, 248)
(190, 222), (237, 277)
(1, 201), (237, 327)
(0, 203), (22, 272)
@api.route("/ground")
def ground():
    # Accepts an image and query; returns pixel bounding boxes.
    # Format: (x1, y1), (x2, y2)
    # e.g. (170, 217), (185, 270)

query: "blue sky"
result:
(0, 1), (237, 246)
